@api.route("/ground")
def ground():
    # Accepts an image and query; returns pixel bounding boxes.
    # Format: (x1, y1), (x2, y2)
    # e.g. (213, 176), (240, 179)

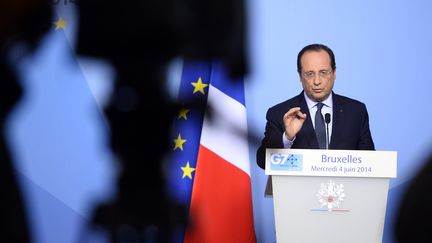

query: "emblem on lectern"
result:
(270, 153), (303, 171)
(317, 180), (345, 211)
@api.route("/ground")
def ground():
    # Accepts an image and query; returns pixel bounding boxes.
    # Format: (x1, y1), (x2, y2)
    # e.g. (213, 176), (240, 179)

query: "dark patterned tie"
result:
(315, 103), (326, 149)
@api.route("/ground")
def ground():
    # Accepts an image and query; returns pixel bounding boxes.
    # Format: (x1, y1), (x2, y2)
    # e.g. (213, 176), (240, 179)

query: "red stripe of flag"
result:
(185, 145), (256, 243)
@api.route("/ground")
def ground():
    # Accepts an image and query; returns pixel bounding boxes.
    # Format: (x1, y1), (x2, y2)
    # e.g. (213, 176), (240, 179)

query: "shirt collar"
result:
(304, 92), (333, 110)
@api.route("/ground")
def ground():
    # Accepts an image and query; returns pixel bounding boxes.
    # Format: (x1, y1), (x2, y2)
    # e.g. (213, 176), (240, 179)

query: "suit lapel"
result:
(331, 93), (343, 149)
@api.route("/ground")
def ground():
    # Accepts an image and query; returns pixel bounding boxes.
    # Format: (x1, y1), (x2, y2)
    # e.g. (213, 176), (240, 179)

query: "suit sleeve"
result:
(256, 109), (285, 169)
(357, 104), (375, 150)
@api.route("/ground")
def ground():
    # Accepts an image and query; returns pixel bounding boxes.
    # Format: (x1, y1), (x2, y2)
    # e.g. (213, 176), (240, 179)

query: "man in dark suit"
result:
(257, 44), (375, 169)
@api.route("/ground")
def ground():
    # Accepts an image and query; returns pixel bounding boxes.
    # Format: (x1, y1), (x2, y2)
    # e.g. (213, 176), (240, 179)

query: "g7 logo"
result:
(270, 154), (298, 165)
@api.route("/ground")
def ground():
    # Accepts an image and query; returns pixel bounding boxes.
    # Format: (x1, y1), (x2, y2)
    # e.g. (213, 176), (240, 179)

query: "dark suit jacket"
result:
(256, 91), (375, 169)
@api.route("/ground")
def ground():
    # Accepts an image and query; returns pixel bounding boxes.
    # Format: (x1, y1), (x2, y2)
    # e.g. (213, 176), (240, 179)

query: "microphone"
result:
(325, 113), (331, 149)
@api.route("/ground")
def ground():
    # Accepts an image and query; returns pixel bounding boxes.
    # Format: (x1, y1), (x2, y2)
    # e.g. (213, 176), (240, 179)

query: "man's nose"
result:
(313, 76), (321, 85)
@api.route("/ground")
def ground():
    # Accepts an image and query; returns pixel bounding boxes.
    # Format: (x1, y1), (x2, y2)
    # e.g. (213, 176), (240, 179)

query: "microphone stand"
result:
(325, 113), (331, 150)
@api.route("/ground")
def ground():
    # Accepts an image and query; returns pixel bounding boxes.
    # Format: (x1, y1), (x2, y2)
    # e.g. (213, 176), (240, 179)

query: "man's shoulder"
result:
(334, 93), (366, 107)
(268, 93), (303, 113)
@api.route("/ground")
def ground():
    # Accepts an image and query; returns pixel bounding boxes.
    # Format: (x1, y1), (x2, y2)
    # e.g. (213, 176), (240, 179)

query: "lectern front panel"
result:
(272, 176), (389, 243)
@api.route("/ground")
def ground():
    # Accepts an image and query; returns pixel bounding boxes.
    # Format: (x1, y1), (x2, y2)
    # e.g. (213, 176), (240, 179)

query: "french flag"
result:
(184, 61), (256, 243)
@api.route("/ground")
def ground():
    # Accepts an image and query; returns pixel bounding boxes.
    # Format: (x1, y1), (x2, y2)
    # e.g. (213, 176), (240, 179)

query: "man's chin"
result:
(305, 91), (330, 102)
(312, 94), (328, 102)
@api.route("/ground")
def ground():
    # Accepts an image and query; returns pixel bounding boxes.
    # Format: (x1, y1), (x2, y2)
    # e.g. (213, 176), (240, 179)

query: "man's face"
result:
(299, 50), (336, 102)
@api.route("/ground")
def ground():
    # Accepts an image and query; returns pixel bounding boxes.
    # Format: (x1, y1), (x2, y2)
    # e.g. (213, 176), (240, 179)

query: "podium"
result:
(265, 149), (397, 243)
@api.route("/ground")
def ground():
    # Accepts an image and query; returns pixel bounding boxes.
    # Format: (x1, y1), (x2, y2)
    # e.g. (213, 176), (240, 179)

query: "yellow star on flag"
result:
(178, 107), (190, 120)
(191, 77), (209, 95)
(54, 17), (67, 30)
(181, 161), (196, 179)
(173, 133), (186, 151)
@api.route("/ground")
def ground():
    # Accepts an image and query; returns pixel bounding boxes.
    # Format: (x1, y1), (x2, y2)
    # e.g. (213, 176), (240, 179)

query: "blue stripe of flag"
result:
(209, 61), (245, 106)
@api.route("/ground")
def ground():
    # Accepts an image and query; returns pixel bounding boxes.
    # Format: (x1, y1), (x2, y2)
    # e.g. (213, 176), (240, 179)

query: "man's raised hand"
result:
(283, 107), (307, 140)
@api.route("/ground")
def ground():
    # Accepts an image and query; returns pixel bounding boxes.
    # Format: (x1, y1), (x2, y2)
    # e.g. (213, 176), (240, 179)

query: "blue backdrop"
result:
(6, 1), (432, 242)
